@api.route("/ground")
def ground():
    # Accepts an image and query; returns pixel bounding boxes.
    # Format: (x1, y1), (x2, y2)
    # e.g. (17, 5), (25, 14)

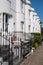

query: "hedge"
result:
(32, 33), (41, 49)
(33, 33), (41, 42)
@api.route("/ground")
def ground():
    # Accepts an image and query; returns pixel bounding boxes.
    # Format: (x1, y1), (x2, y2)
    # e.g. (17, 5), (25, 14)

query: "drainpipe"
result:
(4, 14), (6, 45)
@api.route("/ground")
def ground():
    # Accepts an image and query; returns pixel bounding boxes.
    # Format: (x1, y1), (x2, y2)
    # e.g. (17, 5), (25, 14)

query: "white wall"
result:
(0, 13), (3, 32)
(0, 0), (41, 41)
(33, 15), (41, 33)
(8, 17), (14, 33)
(0, 0), (11, 14)
(15, 0), (25, 32)
(24, 1), (31, 33)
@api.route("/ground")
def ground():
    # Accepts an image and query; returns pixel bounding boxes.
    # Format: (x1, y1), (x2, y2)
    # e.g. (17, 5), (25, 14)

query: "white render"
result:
(0, 0), (11, 14)
(0, 0), (41, 43)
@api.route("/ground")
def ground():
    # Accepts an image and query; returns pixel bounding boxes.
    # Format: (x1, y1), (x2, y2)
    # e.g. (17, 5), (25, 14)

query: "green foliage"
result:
(34, 42), (39, 49)
(41, 27), (43, 38)
(33, 33), (41, 42)
(41, 27), (43, 33)
(32, 33), (41, 49)
(32, 42), (39, 49)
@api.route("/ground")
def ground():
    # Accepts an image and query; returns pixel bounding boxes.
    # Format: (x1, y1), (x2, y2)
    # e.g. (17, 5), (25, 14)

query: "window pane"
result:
(21, 21), (24, 31)
(28, 25), (31, 31)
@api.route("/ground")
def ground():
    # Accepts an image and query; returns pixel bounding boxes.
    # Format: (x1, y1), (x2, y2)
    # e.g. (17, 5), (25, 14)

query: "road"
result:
(20, 43), (43, 65)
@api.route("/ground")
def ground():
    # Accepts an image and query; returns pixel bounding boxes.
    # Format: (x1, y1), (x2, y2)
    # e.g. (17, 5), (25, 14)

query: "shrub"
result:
(32, 42), (35, 47)
(34, 42), (39, 49)
(32, 42), (39, 49)
(32, 33), (41, 49)
(33, 33), (41, 42)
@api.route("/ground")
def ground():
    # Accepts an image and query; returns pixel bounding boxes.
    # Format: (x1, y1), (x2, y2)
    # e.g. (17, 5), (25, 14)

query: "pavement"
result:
(20, 43), (43, 65)
(13, 57), (23, 65)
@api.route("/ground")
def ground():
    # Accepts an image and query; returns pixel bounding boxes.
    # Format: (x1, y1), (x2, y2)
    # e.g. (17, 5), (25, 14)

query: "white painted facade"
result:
(0, 0), (41, 43)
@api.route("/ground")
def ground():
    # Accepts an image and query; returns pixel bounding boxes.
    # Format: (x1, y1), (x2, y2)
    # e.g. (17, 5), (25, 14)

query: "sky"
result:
(30, 0), (43, 27)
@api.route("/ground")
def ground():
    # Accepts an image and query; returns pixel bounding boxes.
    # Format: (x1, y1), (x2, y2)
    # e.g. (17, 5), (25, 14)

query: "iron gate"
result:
(0, 45), (13, 65)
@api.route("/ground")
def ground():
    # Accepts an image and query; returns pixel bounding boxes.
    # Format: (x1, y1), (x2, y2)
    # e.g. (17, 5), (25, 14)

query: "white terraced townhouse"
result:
(33, 14), (41, 33)
(0, 0), (41, 64)
(0, 0), (41, 45)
